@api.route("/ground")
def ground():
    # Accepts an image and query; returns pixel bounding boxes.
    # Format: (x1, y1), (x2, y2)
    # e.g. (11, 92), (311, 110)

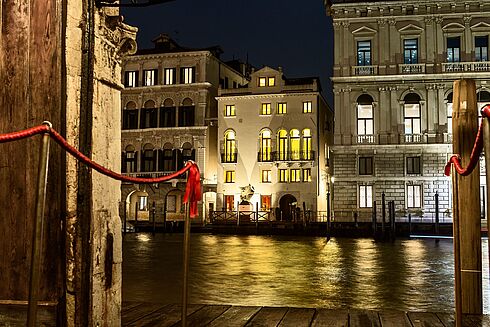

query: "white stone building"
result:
(120, 34), (248, 223)
(324, 0), (490, 221)
(216, 67), (333, 221)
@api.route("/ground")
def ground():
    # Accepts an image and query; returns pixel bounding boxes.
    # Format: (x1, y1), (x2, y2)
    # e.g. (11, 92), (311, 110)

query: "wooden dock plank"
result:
(436, 313), (454, 327)
(0, 302), (57, 327)
(245, 307), (288, 327)
(279, 307), (315, 327)
(127, 303), (204, 327)
(208, 306), (261, 327)
(462, 314), (490, 327)
(122, 302), (163, 325)
(122, 301), (144, 314)
(349, 310), (381, 327)
(184, 305), (231, 327)
(378, 311), (411, 327)
(408, 312), (444, 327)
(310, 309), (348, 327)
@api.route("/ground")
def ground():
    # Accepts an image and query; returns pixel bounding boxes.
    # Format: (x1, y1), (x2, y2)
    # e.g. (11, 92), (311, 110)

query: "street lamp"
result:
(96, 0), (177, 8)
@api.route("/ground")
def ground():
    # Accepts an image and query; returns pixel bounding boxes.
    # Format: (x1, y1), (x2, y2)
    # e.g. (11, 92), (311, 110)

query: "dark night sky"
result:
(121, 0), (333, 106)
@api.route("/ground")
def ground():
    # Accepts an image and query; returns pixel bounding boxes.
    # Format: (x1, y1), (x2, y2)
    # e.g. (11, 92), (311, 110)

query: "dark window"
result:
(406, 7), (414, 15)
(360, 10), (367, 17)
(447, 37), (461, 62)
(178, 106), (195, 127)
(406, 156), (421, 174)
(159, 107), (176, 127)
(357, 41), (371, 66)
(123, 109), (138, 130)
(141, 149), (156, 172)
(359, 157), (373, 175)
(404, 39), (418, 64)
(162, 149), (175, 171)
(122, 150), (137, 173)
(139, 108), (158, 129)
(475, 36), (488, 62)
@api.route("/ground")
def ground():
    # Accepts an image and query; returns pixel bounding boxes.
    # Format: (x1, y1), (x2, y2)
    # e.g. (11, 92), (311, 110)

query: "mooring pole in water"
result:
(124, 201), (127, 235)
(181, 203), (191, 326)
(452, 79), (482, 318)
(152, 201), (156, 235)
(27, 124), (51, 327)
(435, 192), (440, 243)
(372, 201), (377, 238)
(381, 192), (386, 237)
(452, 169), (462, 327)
(483, 107), (490, 291)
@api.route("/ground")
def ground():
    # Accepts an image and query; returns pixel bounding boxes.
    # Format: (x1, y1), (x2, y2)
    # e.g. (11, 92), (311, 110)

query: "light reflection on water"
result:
(123, 234), (490, 313)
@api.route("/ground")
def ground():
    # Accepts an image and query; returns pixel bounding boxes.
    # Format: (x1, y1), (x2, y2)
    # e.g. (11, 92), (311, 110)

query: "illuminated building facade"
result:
(216, 67), (333, 220)
(325, 0), (490, 221)
(120, 34), (248, 223)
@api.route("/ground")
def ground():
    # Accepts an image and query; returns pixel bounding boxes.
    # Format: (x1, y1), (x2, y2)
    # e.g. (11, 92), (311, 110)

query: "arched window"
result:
(179, 98), (195, 127)
(404, 93), (421, 135)
(161, 142), (174, 172)
(302, 129), (312, 160)
(357, 95), (374, 141)
(160, 98), (176, 127)
(123, 101), (138, 130)
(447, 92), (453, 134)
(182, 142), (195, 163)
(259, 130), (272, 162)
(140, 100), (157, 129)
(290, 129), (300, 160)
(277, 129), (288, 160)
(141, 143), (156, 172)
(122, 145), (137, 173)
(223, 130), (236, 163)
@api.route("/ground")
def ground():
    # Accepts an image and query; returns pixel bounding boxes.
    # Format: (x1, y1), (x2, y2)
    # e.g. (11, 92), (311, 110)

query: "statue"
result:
(239, 184), (255, 204)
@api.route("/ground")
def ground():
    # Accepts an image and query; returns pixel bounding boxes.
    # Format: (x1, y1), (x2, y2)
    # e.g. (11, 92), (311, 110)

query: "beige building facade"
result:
(120, 35), (248, 224)
(325, 0), (490, 221)
(216, 67), (333, 221)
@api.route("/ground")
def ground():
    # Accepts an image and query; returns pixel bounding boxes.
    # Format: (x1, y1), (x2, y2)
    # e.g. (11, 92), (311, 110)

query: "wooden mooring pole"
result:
(483, 105), (490, 295)
(451, 79), (482, 320)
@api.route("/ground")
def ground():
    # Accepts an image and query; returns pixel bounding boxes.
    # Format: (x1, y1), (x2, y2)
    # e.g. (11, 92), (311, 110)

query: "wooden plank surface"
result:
(0, 302), (57, 327)
(279, 307), (315, 327)
(436, 313), (454, 327)
(311, 309), (348, 327)
(122, 302), (163, 325)
(408, 312), (444, 327)
(208, 306), (261, 327)
(349, 309), (381, 327)
(127, 303), (204, 327)
(245, 307), (288, 327)
(378, 311), (411, 327)
(185, 305), (231, 327)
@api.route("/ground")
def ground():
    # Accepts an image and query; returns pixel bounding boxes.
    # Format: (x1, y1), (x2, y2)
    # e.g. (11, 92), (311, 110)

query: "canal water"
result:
(123, 234), (490, 313)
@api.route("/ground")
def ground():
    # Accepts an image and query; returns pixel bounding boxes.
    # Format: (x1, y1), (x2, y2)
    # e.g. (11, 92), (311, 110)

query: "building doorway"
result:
(279, 194), (297, 221)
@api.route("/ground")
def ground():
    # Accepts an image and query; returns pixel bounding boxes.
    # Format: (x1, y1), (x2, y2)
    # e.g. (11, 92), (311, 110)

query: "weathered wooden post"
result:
(381, 192), (386, 237)
(124, 201), (128, 235)
(451, 79), (482, 317)
(152, 201), (156, 235)
(408, 213), (412, 235)
(435, 192), (440, 242)
(372, 201), (377, 238)
(255, 202), (259, 232)
(483, 105), (490, 290)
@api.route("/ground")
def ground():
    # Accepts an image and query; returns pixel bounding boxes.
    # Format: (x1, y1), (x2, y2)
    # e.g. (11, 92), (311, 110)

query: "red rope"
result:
(444, 105), (490, 177)
(0, 124), (202, 217)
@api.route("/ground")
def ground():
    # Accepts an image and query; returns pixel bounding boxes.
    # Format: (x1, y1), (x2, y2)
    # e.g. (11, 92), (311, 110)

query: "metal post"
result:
(237, 201), (240, 227)
(255, 202), (259, 232)
(152, 201), (156, 235)
(435, 192), (440, 241)
(381, 192), (386, 237)
(27, 128), (51, 327)
(181, 203), (191, 326)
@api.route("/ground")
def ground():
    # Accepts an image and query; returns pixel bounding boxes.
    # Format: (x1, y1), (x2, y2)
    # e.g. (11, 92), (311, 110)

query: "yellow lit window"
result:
(278, 103), (287, 114)
(225, 105), (236, 117)
(290, 129), (300, 160)
(290, 169), (301, 182)
(261, 170), (271, 183)
(261, 103), (271, 115)
(278, 129), (288, 160)
(303, 101), (312, 113)
(223, 130), (236, 163)
(303, 168), (311, 182)
(225, 170), (235, 183)
(268, 77), (275, 86)
(259, 77), (267, 87)
(259, 130), (272, 161)
(279, 169), (288, 182)
(302, 129), (312, 160)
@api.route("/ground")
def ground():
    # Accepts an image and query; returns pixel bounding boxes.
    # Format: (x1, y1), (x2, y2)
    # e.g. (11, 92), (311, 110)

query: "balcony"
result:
(400, 134), (426, 144)
(352, 65), (378, 76)
(354, 134), (376, 144)
(221, 153), (237, 163)
(442, 61), (490, 73)
(271, 151), (316, 162)
(399, 63), (425, 74)
(257, 152), (273, 162)
(123, 171), (186, 179)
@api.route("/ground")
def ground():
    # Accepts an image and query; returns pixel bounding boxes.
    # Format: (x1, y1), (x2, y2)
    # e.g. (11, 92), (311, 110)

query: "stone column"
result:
(378, 19), (388, 75)
(343, 88), (352, 145)
(426, 84), (437, 139)
(390, 87), (400, 143)
(342, 21), (351, 76)
(388, 19), (398, 74)
(333, 21), (342, 77)
(378, 87), (389, 144)
(464, 15), (472, 62)
(333, 88), (343, 145)
(425, 16), (435, 73)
